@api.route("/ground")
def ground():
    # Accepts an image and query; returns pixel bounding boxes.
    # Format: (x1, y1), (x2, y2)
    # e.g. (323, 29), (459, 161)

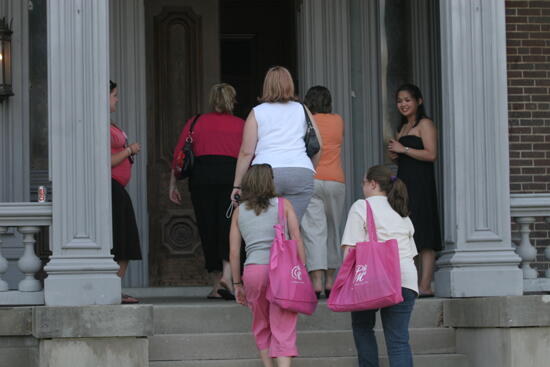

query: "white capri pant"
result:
(301, 179), (346, 271)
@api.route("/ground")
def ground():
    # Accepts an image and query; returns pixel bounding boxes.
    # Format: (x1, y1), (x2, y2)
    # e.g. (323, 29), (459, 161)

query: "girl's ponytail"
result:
(387, 178), (409, 217)
(366, 165), (409, 217)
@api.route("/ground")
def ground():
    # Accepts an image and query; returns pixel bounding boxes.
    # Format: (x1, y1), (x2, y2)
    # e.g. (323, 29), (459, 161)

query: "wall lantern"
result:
(0, 18), (13, 102)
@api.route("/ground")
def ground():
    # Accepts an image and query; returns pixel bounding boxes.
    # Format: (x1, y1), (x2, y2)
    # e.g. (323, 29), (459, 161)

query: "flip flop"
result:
(419, 292), (434, 298)
(207, 291), (223, 300)
(217, 288), (236, 301)
(121, 294), (139, 304)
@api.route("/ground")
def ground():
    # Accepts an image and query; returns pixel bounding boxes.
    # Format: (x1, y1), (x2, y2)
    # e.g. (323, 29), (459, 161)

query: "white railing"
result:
(0, 203), (52, 305)
(510, 193), (550, 293)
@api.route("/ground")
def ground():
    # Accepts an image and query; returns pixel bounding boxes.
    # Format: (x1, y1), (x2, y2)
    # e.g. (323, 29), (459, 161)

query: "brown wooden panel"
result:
(153, 7), (202, 164)
(147, 5), (207, 286)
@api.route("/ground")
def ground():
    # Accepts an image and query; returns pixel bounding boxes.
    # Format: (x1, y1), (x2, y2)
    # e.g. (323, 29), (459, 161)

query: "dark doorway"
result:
(220, 0), (298, 119)
(146, 0), (297, 286)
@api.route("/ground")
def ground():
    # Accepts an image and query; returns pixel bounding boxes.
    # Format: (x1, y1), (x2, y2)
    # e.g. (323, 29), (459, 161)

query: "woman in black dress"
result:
(387, 84), (441, 297)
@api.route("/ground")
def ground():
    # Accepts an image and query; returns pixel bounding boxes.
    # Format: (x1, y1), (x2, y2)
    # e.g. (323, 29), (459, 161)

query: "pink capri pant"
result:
(243, 264), (299, 358)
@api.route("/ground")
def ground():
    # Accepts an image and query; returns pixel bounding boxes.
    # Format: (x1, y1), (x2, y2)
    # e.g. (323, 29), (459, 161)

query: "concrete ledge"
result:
(0, 291), (45, 306)
(32, 305), (154, 338)
(524, 278), (550, 293)
(444, 295), (550, 327)
(0, 336), (38, 367)
(40, 337), (148, 367)
(122, 286), (210, 298)
(456, 328), (550, 367)
(0, 307), (33, 335)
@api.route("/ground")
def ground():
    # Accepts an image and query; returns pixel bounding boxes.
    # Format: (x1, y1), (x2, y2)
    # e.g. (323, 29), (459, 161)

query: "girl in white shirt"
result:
(341, 165), (418, 367)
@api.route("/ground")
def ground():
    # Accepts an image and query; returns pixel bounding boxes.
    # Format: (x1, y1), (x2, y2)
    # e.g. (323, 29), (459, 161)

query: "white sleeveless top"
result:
(252, 101), (314, 171)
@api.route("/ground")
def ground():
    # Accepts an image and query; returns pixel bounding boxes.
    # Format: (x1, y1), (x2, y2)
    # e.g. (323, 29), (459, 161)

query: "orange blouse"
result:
(314, 113), (345, 183)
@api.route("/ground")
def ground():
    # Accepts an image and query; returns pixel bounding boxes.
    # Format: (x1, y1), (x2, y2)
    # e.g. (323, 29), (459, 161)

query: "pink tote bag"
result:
(267, 198), (318, 315)
(328, 199), (403, 312)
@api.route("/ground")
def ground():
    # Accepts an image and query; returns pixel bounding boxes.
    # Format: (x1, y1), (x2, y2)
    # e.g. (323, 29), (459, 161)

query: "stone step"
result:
(149, 328), (455, 361)
(152, 298), (444, 334)
(150, 354), (469, 367)
(0, 336), (39, 367)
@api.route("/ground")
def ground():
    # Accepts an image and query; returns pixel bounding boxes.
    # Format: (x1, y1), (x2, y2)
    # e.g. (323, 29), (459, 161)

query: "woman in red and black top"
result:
(110, 80), (142, 304)
(170, 83), (244, 300)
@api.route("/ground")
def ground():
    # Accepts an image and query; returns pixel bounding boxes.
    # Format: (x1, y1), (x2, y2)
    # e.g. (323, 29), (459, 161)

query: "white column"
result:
(434, 0), (522, 297)
(348, 0), (384, 200)
(44, 0), (120, 305)
(297, 0), (354, 205)
(109, 0), (148, 288)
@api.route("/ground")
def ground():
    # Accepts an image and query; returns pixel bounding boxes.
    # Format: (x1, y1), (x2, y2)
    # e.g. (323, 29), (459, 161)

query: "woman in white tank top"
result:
(231, 66), (323, 221)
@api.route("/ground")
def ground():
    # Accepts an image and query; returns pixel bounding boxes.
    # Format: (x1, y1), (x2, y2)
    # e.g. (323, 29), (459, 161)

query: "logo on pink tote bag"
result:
(291, 265), (303, 281)
(353, 265), (368, 284)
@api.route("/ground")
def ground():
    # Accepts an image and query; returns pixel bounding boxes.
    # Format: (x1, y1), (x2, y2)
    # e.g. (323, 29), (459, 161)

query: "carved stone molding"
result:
(160, 209), (200, 256)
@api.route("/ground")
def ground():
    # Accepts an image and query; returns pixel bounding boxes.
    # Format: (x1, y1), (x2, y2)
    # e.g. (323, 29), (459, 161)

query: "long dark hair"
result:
(240, 164), (277, 215)
(304, 86), (332, 114)
(110, 80), (117, 92)
(366, 165), (409, 217)
(396, 83), (429, 129)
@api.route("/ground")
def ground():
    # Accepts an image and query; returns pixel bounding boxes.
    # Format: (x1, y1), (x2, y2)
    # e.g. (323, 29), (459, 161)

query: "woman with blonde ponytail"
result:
(341, 165), (418, 367)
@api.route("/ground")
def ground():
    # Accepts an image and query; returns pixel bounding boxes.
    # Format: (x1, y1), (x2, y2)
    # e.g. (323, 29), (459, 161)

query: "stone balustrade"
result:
(510, 194), (550, 293)
(0, 203), (52, 305)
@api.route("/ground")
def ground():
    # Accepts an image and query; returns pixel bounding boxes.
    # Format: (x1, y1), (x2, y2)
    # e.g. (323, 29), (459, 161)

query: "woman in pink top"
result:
(110, 80), (143, 304)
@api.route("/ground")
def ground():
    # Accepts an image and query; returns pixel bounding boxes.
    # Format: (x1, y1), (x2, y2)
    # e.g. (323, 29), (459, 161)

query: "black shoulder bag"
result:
(176, 114), (202, 180)
(302, 104), (321, 158)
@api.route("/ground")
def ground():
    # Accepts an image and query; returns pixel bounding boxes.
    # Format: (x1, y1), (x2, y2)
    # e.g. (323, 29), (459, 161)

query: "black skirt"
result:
(111, 178), (142, 261)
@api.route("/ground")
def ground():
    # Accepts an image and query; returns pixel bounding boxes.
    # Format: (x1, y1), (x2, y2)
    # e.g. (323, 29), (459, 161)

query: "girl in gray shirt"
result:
(229, 164), (306, 367)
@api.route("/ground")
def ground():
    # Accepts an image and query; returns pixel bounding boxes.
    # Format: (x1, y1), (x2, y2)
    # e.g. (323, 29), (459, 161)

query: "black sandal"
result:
(218, 288), (236, 301)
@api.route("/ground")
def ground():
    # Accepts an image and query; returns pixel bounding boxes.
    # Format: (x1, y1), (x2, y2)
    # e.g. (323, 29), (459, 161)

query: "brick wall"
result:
(506, 0), (550, 275)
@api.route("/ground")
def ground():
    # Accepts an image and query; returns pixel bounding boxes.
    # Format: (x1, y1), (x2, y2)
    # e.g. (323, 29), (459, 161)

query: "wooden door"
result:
(145, 0), (219, 285)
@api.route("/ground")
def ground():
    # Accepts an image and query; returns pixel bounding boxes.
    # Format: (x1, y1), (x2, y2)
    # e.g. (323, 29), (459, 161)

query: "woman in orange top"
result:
(301, 86), (345, 298)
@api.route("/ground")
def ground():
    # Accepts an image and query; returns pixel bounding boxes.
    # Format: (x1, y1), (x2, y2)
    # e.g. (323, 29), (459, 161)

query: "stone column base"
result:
(44, 257), (121, 306)
(435, 265), (523, 297)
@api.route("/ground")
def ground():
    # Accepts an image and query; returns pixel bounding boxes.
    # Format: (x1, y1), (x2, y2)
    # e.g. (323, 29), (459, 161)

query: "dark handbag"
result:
(302, 104), (320, 157)
(175, 114), (202, 180)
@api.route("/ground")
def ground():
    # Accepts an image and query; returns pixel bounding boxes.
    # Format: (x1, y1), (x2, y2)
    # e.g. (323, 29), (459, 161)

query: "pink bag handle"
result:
(277, 197), (286, 234)
(365, 200), (378, 243)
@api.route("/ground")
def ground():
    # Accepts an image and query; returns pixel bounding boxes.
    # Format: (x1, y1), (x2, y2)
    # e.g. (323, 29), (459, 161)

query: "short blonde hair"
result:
(258, 66), (297, 103)
(209, 83), (237, 114)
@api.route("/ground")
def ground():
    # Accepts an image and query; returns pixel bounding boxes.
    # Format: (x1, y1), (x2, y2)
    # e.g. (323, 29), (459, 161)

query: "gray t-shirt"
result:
(238, 197), (279, 265)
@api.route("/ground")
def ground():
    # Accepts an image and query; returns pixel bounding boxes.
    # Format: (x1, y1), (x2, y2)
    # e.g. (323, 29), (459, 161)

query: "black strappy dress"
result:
(397, 135), (442, 252)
